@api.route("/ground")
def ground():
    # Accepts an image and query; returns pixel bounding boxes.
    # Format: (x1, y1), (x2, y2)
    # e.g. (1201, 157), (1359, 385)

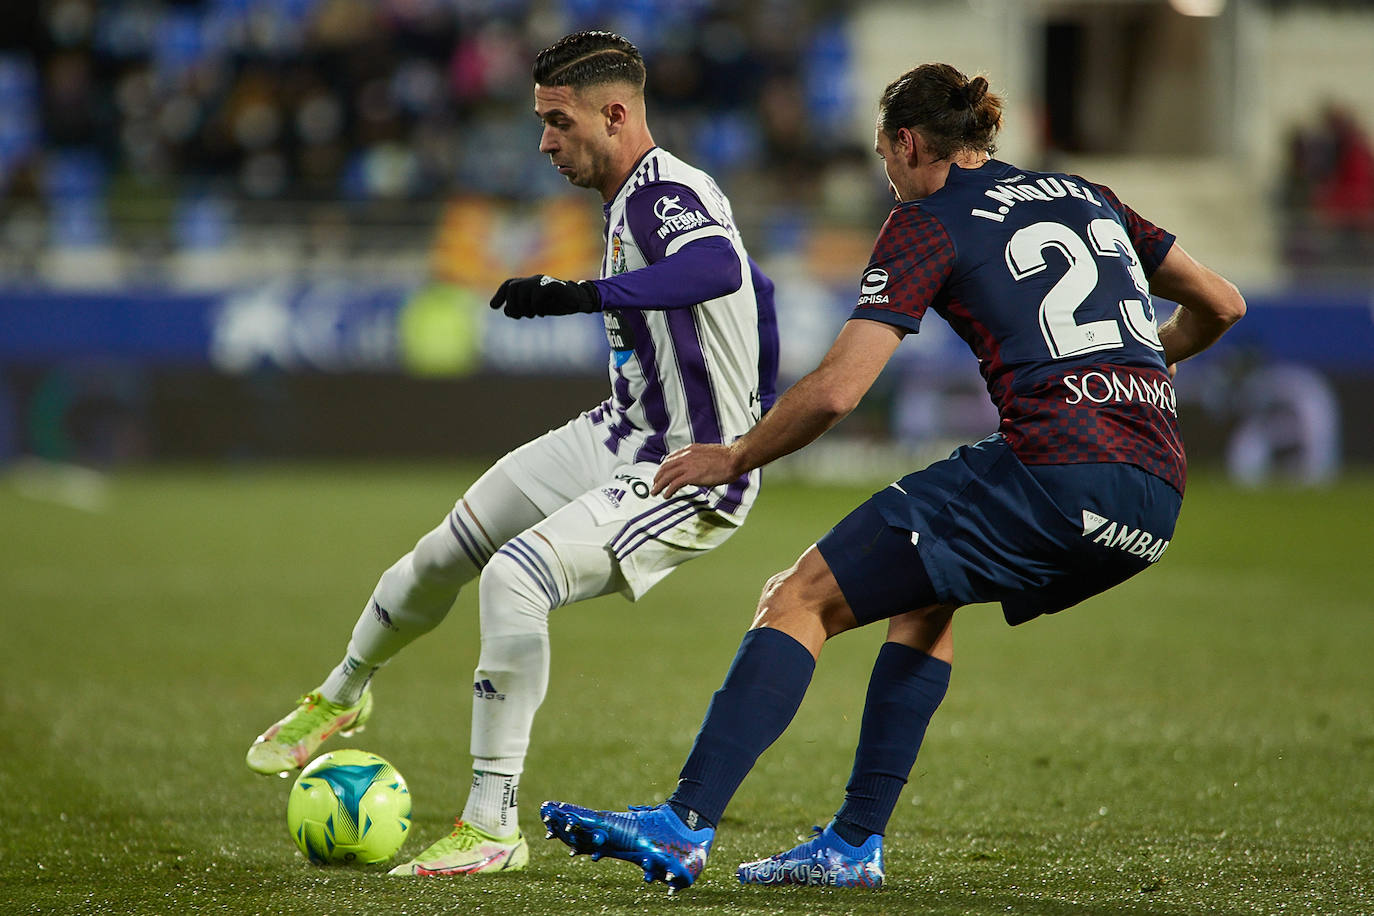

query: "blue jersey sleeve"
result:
(849, 204), (956, 333)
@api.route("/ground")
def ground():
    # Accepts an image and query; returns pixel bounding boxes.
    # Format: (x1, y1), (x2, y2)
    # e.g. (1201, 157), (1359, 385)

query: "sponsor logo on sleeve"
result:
(653, 195), (684, 220)
(654, 193), (711, 239)
(857, 268), (890, 305)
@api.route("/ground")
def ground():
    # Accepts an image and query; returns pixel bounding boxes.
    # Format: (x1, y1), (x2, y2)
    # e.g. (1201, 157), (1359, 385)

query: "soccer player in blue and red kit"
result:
(540, 63), (1246, 892)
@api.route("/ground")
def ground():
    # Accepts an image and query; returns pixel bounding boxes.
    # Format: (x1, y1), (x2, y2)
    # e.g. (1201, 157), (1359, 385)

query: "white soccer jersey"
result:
(585, 147), (776, 521)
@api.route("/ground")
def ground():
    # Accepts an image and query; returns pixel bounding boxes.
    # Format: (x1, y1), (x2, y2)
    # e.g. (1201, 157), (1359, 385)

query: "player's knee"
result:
(754, 566), (818, 624)
(478, 536), (564, 636)
(759, 568), (789, 604)
(409, 530), (463, 586)
(412, 501), (492, 585)
(753, 555), (854, 639)
(756, 555), (808, 608)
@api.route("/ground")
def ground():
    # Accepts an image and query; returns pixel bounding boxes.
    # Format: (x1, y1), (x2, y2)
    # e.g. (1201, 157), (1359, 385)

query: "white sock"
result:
(462, 769), (521, 837)
(319, 652), (379, 706)
(461, 535), (564, 836)
(469, 632), (550, 770)
(319, 510), (491, 705)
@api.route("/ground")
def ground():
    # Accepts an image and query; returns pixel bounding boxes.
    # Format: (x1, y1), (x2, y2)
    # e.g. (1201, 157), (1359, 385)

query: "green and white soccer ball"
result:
(286, 749), (411, 865)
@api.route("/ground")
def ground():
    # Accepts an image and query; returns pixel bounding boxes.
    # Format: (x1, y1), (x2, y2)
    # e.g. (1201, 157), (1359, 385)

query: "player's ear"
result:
(901, 128), (924, 167)
(603, 101), (628, 136)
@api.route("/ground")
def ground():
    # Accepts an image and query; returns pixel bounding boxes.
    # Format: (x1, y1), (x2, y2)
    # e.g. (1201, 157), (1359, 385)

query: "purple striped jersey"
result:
(588, 147), (778, 521)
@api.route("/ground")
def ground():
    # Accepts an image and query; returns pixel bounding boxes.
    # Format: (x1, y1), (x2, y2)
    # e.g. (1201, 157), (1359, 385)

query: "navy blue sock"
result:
(667, 627), (816, 828)
(833, 641), (951, 843)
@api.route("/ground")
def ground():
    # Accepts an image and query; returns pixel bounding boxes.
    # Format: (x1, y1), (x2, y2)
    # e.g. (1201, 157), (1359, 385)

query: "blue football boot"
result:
(539, 801), (714, 892)
(736, 821), (884, 888)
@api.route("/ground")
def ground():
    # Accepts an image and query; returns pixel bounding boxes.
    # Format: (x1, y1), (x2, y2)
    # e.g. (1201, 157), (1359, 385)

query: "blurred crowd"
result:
(1278, 103), (1374, 279)
(0, 0), (882, 282)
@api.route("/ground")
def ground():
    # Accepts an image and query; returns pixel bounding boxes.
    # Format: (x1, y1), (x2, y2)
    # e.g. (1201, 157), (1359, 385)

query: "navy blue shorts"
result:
(816, 435), (1183, 626)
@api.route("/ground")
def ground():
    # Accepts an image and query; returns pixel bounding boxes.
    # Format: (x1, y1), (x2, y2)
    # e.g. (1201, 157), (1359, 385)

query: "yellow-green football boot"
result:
(388, 819), (529, 876)
(245, 690), (373, 776)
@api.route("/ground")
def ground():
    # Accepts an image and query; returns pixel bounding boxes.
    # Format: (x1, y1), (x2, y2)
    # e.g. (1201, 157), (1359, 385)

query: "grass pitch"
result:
(1, 462), (1371, 915)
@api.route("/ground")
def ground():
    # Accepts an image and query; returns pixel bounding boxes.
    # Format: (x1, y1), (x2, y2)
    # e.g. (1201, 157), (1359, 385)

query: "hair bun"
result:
(964, 76), (989, 107)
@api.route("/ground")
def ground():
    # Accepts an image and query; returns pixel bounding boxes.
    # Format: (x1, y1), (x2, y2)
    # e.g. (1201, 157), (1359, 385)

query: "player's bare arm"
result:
(653, 319), (902, 497)
(1149, 243), (1247, 368)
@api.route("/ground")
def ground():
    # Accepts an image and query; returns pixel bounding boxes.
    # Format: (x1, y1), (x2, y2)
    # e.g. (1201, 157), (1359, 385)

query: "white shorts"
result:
(468, 414), (745, 602)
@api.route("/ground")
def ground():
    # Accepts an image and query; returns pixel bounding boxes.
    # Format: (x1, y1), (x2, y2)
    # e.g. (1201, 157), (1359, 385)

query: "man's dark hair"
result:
(533, 30), (646, 91)
(879, 63), (1003, 161)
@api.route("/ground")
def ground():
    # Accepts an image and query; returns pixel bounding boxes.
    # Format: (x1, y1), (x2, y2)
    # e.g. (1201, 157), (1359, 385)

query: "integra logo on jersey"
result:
(654, 195), (685, 220)
(654, 194), (711, 239)
(655, 211), (711, 238)
(857, 268), (890, 304)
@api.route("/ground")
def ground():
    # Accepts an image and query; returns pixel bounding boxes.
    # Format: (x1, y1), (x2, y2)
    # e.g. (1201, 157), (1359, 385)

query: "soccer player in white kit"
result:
(245, 30), (778, 876)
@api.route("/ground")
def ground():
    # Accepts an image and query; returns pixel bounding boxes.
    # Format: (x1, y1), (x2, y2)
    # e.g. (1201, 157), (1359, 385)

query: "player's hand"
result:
(489, 275), (601, 319)
(652, 443), (741, 497)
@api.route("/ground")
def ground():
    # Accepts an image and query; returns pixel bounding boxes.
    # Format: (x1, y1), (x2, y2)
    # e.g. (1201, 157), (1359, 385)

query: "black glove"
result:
(489, 275), (602, 319)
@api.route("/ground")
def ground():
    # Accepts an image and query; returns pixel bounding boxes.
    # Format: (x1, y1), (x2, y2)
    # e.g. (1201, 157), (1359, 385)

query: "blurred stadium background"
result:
(1, 0), (1372, 478)
(4, 5), (1373, 912)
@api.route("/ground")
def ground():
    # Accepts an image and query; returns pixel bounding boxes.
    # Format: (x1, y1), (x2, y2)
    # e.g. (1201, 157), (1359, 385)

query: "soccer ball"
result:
(286, 749), (411, 865)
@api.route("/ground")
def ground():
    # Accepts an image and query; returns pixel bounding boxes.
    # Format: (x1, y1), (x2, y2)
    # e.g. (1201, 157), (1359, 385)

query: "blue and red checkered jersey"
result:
(852, 159), (1184, 493)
